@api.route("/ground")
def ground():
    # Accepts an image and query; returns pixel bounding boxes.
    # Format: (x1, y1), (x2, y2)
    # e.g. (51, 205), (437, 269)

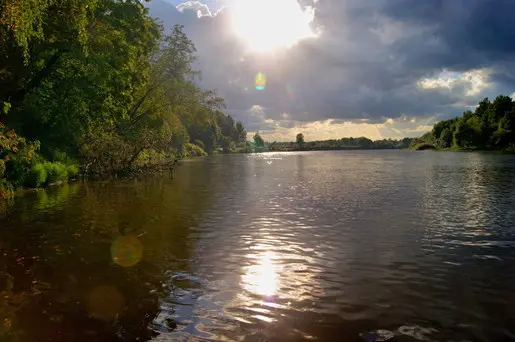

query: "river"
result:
(1, 150), (515, 342)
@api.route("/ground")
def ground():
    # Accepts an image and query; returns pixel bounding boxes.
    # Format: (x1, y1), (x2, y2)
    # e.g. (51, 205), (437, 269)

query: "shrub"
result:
(194, 139), (205, 150)
(44, 162), (68, 184)
(0, 179), (14, 199)
(25, 163), (48, 188)
(5, 155), (29, 187)
(66, 164), (79, 178)
(185, 143), (207, 157)
(413, 143), (436, 150)
(0, 159), (5, 178)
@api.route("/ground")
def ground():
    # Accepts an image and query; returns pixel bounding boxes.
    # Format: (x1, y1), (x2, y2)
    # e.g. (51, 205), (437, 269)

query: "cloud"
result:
(147, 0), (515, 141)
(417, 69), (492, 97)
(254, 116), (437, 142)
(176, 1), (212, 17)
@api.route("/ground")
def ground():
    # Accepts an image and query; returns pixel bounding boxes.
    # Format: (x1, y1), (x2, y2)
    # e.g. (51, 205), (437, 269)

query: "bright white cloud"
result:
(177, 1), (212, 18)
(417, 68), (492, 96)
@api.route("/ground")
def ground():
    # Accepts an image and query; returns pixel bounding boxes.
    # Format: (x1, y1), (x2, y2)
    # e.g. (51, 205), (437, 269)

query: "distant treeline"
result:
(410, 95), (515, 151)
(259, 134), (413, 152)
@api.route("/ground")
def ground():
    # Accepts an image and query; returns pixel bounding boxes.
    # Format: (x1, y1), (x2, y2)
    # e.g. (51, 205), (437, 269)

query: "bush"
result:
(185, 143), (207, 157)
(194, 139), (205, 150)
(66, 164), (79, 178)
(44, 162), (68, 184)
(413, 143), (436, 150)
(25, 163), (48, 188)
(0, 179), (14, 199)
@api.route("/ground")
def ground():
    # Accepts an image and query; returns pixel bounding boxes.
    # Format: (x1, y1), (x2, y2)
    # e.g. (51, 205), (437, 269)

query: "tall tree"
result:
(235, 121), (247, 144)
(253, 132), (264, 148)
(296, 133), (305, 145)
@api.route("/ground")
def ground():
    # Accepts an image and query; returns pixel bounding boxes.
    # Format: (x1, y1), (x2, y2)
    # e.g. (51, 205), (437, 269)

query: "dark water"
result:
(1, 151), (515, 342)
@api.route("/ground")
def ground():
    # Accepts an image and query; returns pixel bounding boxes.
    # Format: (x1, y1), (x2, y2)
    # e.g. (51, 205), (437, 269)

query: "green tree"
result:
(439, 128), (453, 148)
(296, 133), (305, 145)
(253, 132), (265, 149)
(235, 121), (247, 144)
(0, 0), (248, 191)
(356, 137), (374, 148)
(454, 116), (483, 148)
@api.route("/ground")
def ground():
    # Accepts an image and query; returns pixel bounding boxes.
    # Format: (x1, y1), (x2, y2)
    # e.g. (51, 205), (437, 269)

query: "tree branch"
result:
(10, 51), (63, 105)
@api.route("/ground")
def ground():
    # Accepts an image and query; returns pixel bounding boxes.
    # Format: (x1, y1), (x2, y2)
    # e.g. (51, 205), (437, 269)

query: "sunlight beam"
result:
(230, 0), (316, 52)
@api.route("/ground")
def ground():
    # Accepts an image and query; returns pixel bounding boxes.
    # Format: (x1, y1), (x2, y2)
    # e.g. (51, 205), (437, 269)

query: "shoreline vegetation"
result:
(246, 132), (414, 153)
(0, 1), (248, 199)
(407, 96), (515, 152)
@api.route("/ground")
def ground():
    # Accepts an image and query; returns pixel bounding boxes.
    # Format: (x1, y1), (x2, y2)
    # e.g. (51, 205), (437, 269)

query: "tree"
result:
(439, 128), (453, 148)
(453, 116), (483, 148)
(235, 121), (247, 144)
(253, 132), (264, 148)
(220, 136), (234, 153)
(0, 0), (102, 111)
(356, 137), (374, 148)
(0, 1), (249, 188)
(296, 133), (305, 145)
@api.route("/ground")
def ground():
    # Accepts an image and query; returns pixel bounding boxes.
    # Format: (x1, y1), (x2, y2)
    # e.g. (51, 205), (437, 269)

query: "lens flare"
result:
(111, 236), (143, 267)
(255, 72), (266, 91)
(87, 285), (125, 322)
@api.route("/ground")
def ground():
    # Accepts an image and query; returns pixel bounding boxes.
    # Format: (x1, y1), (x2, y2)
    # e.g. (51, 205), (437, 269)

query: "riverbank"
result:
(1, 7), (249, 201)
(408, 143), (515, 153)
(266, 137), (413, 152)
(0, 150), (213, 200)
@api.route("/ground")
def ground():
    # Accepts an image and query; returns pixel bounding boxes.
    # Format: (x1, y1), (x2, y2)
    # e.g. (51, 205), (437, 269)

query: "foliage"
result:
(235, 122), (247, 145)
(25, 161), (76, 188)
(411, 143), (437, 151)
(185, 143), (207, 157)
(219, 136), (235, 153)
(0, 2), (248, 192)
(296, 133), (305, 145)
(0, 179), (14, 199)
(25, 163), (47, 188)
(44, 162), (68, 184)
(0, 122), (40, 192)
(411, 95), (515, 151)
(0, 0), (98, 60)
(269, 136), (413, 151)
(253, 132), (265, 149)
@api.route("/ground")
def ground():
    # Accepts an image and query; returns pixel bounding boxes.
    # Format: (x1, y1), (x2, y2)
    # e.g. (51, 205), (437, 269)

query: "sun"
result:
(230, 0), (316, 52)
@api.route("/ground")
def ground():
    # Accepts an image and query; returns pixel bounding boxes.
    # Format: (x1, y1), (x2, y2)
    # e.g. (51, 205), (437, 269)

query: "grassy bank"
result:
(407, 144), (515, 153)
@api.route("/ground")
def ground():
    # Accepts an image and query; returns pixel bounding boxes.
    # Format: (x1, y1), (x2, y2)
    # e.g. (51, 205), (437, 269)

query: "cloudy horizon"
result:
(146, 0), (515, 142)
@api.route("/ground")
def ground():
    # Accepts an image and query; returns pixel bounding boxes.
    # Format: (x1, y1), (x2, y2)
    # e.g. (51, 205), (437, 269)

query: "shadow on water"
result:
(0, 165), (218, 342)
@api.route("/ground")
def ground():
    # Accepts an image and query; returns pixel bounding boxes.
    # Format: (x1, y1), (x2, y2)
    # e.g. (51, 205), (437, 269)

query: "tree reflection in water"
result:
(0, 168), (215, 342)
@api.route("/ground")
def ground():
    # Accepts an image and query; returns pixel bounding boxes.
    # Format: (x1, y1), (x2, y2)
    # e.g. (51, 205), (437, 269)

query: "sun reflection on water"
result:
(242, 251), (279, 297)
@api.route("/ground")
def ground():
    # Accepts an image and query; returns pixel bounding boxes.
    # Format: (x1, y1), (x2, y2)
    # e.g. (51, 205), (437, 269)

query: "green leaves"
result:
(0, 0), (99, 61)
(416, 94), (515, 150)
(1, 0), (247, 185)
(296, 133), (305, 145)
(1, 102), (11, 115)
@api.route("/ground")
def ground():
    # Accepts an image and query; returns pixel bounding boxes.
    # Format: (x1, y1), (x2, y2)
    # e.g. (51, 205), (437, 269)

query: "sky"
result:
(146, 0), (515, 142)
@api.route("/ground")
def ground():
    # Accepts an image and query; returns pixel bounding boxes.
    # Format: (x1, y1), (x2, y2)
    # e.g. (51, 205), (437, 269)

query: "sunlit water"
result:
(1, 151), (515, 342)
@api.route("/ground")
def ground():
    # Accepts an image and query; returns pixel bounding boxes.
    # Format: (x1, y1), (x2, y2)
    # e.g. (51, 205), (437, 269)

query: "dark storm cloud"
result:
(147, 0), (515, 131)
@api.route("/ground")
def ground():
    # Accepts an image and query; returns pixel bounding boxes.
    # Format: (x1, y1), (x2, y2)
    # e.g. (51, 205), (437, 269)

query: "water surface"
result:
(1, 151), (515, 341)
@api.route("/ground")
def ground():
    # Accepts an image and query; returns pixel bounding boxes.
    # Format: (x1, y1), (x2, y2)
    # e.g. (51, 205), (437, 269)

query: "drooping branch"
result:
(9, 50), (62, 105)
